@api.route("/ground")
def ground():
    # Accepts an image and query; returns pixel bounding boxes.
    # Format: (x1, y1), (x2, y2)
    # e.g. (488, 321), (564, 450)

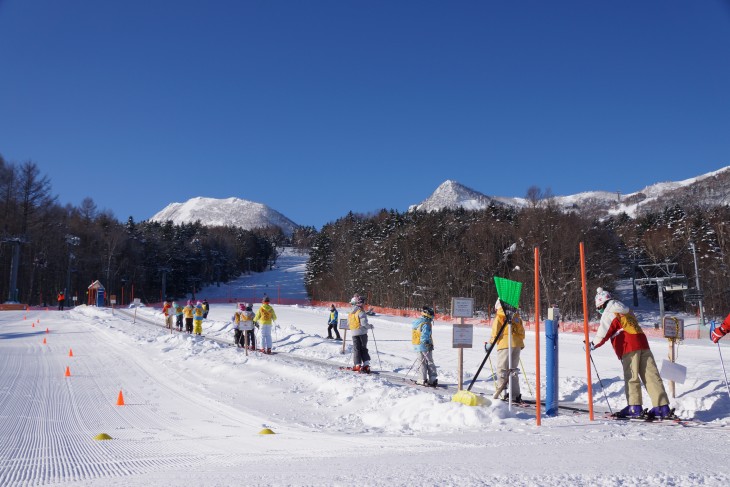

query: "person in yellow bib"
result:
(412, 306), (438, 386)
(490, 299), (525, 402)
(183, 301), (194, 333)
(233, 303), (245, 347)
(348, 294), (372, 373)
(193, 302), (204, 335)
(254, 296), (277, 354)
(591, 287), (671, 419)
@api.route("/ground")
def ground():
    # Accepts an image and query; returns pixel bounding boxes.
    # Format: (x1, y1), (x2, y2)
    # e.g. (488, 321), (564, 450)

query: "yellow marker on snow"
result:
(258, 428), (275, 435)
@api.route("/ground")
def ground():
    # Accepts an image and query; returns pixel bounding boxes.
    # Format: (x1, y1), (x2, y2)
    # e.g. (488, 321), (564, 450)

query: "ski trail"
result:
(0, 313), (225, 485)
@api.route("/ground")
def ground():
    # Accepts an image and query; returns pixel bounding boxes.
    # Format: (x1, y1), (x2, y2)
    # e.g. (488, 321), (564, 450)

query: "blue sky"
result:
(1, 0), (729, 229)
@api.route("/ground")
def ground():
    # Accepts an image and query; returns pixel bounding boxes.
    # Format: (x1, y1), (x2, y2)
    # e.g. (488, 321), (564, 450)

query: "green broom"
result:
(452, 276), (522, 406)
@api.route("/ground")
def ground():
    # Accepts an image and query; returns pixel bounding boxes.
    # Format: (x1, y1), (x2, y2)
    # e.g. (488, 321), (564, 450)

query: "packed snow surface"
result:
(1, 248), (729, 486)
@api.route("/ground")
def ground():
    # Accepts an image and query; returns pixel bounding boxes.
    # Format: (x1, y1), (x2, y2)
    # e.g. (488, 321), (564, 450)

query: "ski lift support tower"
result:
(634, 262), (688, 328)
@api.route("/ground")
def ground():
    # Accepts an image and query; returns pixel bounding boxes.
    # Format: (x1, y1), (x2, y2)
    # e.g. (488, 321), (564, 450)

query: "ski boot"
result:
(645, 404), (674, 420)
(613, 405), (643, 418)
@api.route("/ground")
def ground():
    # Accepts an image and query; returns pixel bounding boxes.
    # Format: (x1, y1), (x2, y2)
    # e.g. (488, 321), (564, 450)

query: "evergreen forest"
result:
(305, 202), (730, 321)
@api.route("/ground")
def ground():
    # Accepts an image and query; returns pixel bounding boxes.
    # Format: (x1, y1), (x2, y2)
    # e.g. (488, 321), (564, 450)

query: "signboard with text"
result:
(452, 324), (474, 348)
(451, 297), (474, 318)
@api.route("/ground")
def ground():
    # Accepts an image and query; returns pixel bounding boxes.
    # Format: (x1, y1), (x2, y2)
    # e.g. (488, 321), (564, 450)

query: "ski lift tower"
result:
(634, 261), (688, 328)
(2, 236), (28, 303)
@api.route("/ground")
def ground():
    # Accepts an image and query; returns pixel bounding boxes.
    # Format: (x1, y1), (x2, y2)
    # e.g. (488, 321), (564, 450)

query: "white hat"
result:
(595, 287), (612, 308)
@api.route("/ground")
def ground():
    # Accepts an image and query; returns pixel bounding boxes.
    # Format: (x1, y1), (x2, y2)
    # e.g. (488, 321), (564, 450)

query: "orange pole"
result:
(579, 242), (595, 421)
(534, 246), (541, 426)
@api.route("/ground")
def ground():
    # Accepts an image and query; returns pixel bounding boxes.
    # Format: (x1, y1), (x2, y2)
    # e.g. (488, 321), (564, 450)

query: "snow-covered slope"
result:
(149, 196), (299, 235)
(412, 166), (730, 218)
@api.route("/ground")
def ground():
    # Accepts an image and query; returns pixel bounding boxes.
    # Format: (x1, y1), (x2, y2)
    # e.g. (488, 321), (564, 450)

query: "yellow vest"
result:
(348, 311), (361, 330)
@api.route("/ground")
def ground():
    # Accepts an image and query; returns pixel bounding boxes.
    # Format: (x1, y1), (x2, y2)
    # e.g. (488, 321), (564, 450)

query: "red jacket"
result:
(594, 300), (649, 359)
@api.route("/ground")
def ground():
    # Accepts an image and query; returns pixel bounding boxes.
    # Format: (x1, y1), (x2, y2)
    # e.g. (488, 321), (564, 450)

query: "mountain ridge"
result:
(411, 166), (730, 219)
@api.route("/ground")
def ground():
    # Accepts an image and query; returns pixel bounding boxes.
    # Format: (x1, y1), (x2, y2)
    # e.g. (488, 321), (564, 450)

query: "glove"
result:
(583, 340), (595, 351)
(427, 342), (434, 351)
(712, 324), (728, 343)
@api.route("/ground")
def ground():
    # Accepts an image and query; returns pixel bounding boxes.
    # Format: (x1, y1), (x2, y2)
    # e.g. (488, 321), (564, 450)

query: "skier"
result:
(348, 294), (372, 373)
(202, 299), (210, 319)
(232, 303), (245, 347)
(162, 300), (173, 329)
(711, 313), (730, 343)
(57, 291), (65, 311)
(590, 287), (672, 418)
(254, 296), (277, 354)
(489, 299), (525, 402)
(412, 306), (438, 386)
(327, 304), (341, 340)
(174, 302), (184, 331)
(193, 301), (204, 336)
(241, 303), (257, 350)
(183, 301), (194, 333)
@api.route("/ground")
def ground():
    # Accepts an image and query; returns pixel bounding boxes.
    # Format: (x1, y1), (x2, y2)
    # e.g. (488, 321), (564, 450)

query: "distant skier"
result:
(489, 299), (525, 402)
(174, 302), (184, 331)
(241, 303), (257, 350)
(183, 301), (194, 333)
(233, 303), (245, 347)
(202, 299), (210, 319)
(711, 313), (730, 343)
(348, 294), (372, 373)
(327, 304), (341, 340)
(57, 291), (65, 311)
(412, 306), (438, 386)
(193, 301), (204, 335)
(162, 300), (173, 329)
(590, 287), (671, 418)
(254, 296), (277, 354)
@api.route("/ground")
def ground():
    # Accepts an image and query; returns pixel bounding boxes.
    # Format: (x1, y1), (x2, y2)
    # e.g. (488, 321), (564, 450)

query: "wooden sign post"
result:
(451, 297), (475, 390)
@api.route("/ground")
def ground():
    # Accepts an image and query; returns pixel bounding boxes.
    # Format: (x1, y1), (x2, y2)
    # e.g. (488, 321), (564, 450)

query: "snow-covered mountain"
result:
(407, 180), (505, 212)
(411, 166), (730, 218)
(149, 196), (299, 235)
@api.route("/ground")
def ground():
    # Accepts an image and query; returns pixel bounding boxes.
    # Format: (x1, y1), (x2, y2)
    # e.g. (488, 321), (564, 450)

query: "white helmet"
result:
(595, 287), (612, 309)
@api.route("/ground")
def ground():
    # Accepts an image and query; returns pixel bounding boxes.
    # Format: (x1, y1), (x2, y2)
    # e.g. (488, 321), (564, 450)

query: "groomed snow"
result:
(1, 248), (728, 486)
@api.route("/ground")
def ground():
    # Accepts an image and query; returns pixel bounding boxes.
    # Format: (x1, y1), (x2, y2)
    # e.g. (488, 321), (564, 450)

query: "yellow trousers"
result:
(621, 349), (669, 407)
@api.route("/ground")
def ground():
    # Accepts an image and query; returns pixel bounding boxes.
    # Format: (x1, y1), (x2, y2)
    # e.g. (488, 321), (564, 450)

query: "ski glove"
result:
(712, 324), (728, 343)
(583, 340), (595, 351)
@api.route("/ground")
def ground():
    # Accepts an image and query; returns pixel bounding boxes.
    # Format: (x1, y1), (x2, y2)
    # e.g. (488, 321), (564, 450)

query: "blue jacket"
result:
(328, 309), (338, 325)
(412, 316), (433, 352)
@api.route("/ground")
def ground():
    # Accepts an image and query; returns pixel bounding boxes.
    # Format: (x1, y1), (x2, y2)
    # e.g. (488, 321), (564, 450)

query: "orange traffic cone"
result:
(24, 315), (27, 320)
(64, 366), (71, 377)
(46, 328), (49, 333)
(32, 323), (35, 328)
(69, 348), (74, 357)
(43, 337), (47, 345)
(116, 390), (125, 406)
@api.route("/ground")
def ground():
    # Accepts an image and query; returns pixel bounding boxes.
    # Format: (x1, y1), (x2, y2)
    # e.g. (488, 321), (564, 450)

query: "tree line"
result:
(0, 157), (278, 306)
(305, 197), (730, 322)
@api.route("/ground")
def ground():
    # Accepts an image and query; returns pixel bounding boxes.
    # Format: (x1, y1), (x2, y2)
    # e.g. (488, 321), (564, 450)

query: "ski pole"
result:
(404, 355), (424, 381)
(589, 352), (613, 415)
(468, 315), (511, 391)
(488, 356), (497, 383)
(519, 358), (533, 397)
(717, 344), (730, 399)
(370, 327), (383, 370)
